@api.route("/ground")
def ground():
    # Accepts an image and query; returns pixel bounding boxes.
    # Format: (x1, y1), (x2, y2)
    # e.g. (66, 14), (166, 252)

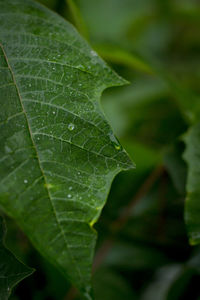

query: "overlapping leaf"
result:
(0, 0), (133, 298)
(0, 217), (33, 300)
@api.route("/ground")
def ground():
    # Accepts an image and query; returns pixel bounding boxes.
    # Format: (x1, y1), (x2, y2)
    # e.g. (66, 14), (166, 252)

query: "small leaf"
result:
(0, 216), (33, 300)
(183, 123), (200, 245)
(0, 0), (134, 297)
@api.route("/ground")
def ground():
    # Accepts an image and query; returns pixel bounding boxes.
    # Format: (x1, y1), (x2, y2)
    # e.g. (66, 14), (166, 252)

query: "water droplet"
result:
(69, 186), (72, 190)
(91, 50), (97, 57)
(28, 83), (31, 87)
(67, 194), (72, 198)
(109, 132), (121, 150)
(77, 64), (84, 70)
(24, 179), (28, 184)
(115, 145), (121, 150)
(52, 111), (56, 114)
(77, 171), (80, 175)
(5, 145), (12, 153)
(68, 123), (75, 131)
(52, 67), (55, 70)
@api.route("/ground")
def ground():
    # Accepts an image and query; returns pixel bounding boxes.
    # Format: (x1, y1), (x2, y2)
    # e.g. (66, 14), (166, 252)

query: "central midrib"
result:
(0, 43), (84, 287)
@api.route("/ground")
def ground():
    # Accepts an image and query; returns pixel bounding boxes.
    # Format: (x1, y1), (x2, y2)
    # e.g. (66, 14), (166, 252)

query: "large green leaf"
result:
(0, 0), (133, 298)
(183, 123), (200, 245)
(0, 216), (33, 300)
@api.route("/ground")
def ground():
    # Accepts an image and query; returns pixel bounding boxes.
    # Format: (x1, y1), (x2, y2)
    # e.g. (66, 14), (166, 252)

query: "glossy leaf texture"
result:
(0, 0), (133, 298)
(0, 217), (33, 300)
(183, 123), (200, 245)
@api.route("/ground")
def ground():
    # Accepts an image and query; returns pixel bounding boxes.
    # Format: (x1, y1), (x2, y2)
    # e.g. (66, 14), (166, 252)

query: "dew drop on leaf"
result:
(5, 145), (12, 153)
(109, 132), (121, 150)
(67, 194), (72, 198)
(114, 145), (121, 150)
(24, 179), (28, 184)
(90, 50), (97, 57)
(68, 123), (75, 131)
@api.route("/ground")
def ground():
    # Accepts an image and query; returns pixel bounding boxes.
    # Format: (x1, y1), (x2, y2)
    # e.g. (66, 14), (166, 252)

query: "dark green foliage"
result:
(1, 0), (200, 299)
(0, 217), (33, 300)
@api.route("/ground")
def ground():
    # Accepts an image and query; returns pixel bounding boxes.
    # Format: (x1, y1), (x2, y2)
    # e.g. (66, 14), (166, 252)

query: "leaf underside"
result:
(0, 216), (33, 300)
(0, 0), (133, 297)
(183, 123), (200, 246)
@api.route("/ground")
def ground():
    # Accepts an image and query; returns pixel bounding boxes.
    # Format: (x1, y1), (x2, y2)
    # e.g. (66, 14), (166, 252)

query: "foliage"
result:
(0, 0), (200, 299)
(0, 216), (33, 300)
(0, 0), (133, 298)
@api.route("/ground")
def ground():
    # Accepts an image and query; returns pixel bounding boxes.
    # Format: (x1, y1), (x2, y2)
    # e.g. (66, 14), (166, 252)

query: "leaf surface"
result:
(0, 217), (33, 300)
(183, 123), (200, 245)
(0, 0), (133, 297)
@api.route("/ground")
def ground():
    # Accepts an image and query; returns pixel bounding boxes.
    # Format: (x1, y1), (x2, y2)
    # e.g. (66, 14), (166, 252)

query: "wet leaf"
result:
(0, 0), (133, 298)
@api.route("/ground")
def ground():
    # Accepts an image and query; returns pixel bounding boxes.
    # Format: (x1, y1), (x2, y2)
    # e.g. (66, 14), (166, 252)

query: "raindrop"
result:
(24, 179), (28, 184)
(77, 64), (84, 69)
(52, 111), (56, 114)
(52, 67), (55, 70)
(5, 145), (12, 153)
(109, 132), (121, 151)
(68, 123), (75, 131)
(114, 145), (121, 150)
(28, 83), (31, 87)
(67, 194), (72, 198)
(91, 50), (97, 57)
(69, 186), (72, 190)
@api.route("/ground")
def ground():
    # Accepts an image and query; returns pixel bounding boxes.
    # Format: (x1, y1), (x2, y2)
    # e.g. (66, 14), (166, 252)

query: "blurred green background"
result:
(7, 0), (200, 299)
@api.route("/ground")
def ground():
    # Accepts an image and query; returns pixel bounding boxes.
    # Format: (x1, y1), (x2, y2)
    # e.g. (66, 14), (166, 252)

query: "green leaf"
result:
(0, 0), (133, 298)
(0, 216), (33, 300)
(183, 123), (200, 245)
